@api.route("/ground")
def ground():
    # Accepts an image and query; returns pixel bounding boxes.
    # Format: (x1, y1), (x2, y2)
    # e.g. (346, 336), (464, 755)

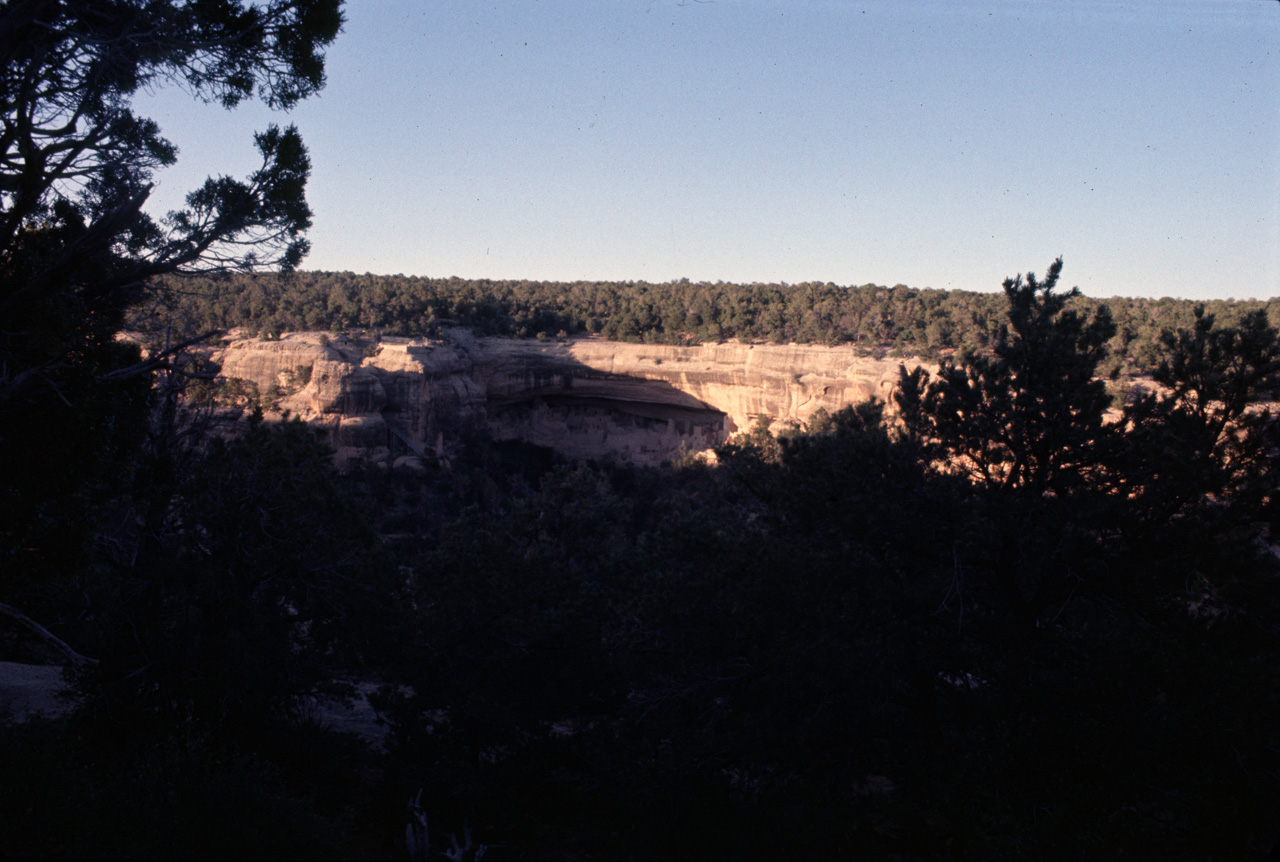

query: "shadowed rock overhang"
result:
(212, 329), (921, 465)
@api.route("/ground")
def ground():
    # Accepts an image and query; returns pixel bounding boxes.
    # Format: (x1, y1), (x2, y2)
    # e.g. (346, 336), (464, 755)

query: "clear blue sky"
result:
(136, 0), (1280, 300)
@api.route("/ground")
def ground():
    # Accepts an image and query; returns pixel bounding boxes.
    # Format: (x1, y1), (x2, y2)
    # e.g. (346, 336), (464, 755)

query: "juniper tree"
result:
(0, 0), (342, 678)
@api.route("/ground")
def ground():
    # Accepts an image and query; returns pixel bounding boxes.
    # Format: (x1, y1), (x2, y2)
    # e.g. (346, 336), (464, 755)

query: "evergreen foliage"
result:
(1, 0), (342, 595)
(896, 258), (1117, 494)
(144, 268), (1280, 376)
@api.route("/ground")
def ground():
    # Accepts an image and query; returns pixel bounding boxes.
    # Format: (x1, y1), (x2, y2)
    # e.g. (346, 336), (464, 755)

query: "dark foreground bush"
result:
(0, 716), (363, 859)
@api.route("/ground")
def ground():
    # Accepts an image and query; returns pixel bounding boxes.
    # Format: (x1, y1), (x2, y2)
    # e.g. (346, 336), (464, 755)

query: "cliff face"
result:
(212, 330), (923, 465)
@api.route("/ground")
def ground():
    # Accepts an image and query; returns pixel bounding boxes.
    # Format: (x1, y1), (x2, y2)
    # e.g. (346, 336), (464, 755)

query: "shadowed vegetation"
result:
(3, 1), (1277, 857)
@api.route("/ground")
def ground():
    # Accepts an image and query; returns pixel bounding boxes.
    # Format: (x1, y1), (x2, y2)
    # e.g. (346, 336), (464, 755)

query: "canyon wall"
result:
(213, 330), (925, 466)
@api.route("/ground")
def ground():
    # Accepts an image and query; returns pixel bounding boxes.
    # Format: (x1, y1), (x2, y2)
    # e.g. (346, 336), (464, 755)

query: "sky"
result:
(135, 0), (1280, 300)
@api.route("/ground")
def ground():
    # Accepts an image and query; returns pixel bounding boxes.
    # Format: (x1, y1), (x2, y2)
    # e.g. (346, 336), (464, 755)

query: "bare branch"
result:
(98, 329), (222, 381)
(0, 602), (98, 667)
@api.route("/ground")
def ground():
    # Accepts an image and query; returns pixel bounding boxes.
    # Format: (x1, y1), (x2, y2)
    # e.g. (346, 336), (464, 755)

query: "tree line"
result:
(142, 269), (1280, 377)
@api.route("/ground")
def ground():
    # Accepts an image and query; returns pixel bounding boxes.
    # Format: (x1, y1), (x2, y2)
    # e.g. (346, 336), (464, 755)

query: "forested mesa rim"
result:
(3, 1), (1280, 859)
(143, 269), (1280, 377)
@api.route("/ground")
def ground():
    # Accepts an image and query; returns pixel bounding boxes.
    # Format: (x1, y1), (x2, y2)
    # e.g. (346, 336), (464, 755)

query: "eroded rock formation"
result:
(212, 330), (924, 465)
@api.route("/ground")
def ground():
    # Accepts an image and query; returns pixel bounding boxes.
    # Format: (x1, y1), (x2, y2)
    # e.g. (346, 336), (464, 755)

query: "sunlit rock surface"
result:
(212, 330), (924, 465)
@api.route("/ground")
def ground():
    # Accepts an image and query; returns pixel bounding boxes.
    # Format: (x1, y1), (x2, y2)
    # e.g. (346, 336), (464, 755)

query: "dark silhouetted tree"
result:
(896, 258), (1116, 497)
(0, 0), (343, 697)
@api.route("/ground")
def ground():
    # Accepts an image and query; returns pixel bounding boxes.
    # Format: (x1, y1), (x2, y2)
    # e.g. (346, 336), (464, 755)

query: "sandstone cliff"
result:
(212, 330), (925, 465)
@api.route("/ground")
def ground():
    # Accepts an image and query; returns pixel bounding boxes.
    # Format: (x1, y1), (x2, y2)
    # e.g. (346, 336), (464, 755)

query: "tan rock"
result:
(334, 413), (387, 448)
(210, 331), (928, 465)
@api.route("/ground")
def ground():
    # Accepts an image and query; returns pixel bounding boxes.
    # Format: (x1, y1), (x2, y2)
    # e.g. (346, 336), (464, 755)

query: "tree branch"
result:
(0, 602), (98, 666)
(98, 328), (223, 381)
